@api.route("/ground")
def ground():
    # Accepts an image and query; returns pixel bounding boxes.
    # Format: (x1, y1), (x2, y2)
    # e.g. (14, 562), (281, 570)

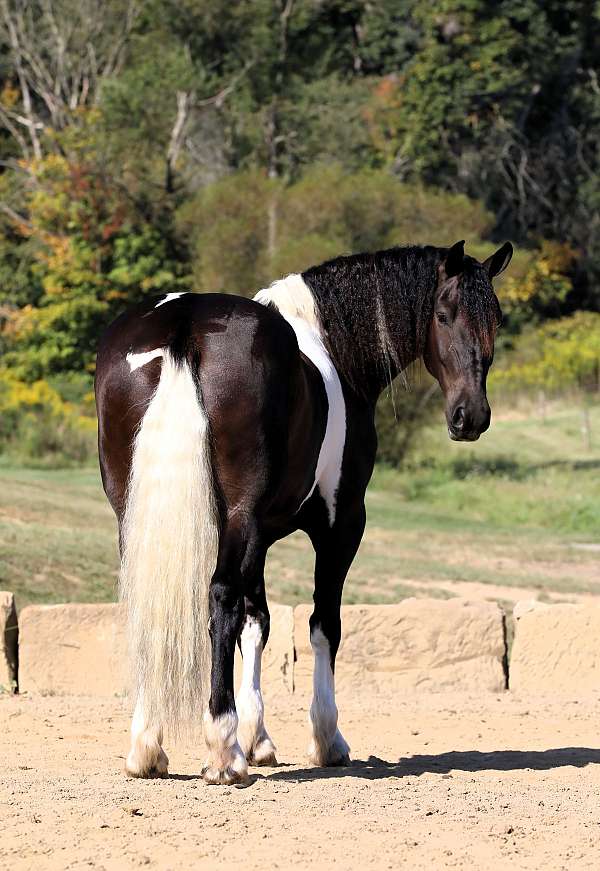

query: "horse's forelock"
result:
(458, 260), (500, 357)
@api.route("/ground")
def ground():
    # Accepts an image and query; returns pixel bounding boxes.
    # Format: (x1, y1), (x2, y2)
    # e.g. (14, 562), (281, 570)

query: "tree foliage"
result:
(1, 117), (187, 379)
(393, 1), (600, 279)
(0, 0), (598, 465)
(491, 311), (600, 395)
(177, 164), (493, 296)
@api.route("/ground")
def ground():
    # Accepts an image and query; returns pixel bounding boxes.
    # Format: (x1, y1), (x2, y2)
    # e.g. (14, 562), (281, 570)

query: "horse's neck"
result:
(303, 252), (437, 400)
(325, 302), (411, 401)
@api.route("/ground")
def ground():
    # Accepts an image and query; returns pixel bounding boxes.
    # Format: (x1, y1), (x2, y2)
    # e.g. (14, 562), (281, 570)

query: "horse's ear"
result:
(444, 240), (465, 278)
(484, 242), (513, 278)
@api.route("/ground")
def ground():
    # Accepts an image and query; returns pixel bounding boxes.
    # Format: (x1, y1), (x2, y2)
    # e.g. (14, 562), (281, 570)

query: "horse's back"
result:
(97, 292), (297, 369)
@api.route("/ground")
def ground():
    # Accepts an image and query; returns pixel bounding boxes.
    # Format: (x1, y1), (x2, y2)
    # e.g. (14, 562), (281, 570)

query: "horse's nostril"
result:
(451, 406), (465, 429)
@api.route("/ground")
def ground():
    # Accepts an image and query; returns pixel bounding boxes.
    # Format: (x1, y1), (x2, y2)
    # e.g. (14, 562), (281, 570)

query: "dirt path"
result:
(399, 577), (600, 606)
(3, 691), (600, 870)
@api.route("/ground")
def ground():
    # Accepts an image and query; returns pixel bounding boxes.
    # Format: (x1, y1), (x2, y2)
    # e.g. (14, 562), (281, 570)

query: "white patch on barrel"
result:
(155, 292), (187, 308)
(254, 275), (346, 526)
(126, 348), (164, 372)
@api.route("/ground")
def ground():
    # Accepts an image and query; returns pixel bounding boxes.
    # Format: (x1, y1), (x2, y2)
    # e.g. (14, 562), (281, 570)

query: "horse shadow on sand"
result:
(266, 748), (600, 783)
(168, 748), (600, 786)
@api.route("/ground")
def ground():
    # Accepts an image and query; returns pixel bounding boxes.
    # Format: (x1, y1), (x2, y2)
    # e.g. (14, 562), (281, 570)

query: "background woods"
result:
(0, 0), (599, 466)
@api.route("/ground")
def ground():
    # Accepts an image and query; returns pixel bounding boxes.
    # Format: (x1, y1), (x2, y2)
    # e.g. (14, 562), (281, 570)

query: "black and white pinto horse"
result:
(95, 239), (512, 784)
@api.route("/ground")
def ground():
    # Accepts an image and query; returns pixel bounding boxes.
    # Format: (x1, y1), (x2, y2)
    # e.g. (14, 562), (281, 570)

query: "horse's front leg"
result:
(307, 504), (366, 767)
(236, 559), (277, 766)
(202, 524), (248, 785)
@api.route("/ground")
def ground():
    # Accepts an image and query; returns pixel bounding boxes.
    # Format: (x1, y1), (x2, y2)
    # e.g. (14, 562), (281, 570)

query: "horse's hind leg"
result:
(116, 511), (168, 779)
(307, 505), (366, 766)
(126, 693), (169, 779)
(202, 519), (249, 785)
(236, 550), (277, 766)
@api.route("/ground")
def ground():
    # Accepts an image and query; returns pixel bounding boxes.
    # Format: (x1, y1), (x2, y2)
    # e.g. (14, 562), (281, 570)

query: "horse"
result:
(94, 238), (512, 784)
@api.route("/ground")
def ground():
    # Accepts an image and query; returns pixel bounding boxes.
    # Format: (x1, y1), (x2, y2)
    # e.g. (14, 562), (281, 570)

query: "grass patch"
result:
(1, 400), (598, 609)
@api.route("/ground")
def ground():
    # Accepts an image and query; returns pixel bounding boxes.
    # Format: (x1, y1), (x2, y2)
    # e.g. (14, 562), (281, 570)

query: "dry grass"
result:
(1, 399), (599, 611)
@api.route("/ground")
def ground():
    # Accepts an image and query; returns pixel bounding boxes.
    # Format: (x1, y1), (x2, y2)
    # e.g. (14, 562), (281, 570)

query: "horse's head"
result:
(424, 240), (512, 442)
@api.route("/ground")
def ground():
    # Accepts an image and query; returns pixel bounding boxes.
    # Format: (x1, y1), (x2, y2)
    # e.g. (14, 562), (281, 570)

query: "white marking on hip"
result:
(155, 292), (187, 308)
(126, 348), (164, 372)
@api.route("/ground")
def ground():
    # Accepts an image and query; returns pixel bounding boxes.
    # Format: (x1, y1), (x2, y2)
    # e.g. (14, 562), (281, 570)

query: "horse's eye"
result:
(436, 311), (449, 325)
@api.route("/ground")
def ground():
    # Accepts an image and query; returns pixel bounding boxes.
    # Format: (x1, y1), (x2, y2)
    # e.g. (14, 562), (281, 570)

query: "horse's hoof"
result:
(308, 750), (351, 767)
(308, 731), (351, 767)
(125, 747), (169, 779)
(126, 765), (169, 779)
(248, 736), (277, 767)
(325, 751), (351, 767)
(202, 764), (249, 785)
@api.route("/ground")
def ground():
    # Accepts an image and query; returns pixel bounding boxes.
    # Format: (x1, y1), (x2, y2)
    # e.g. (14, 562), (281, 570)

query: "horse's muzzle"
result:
(447, 401), (491, 441)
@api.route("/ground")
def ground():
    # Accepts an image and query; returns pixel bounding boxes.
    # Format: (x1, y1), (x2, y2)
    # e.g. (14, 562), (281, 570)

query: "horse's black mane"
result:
(302, 245), (499, 393)
(302, 245), (441, 390)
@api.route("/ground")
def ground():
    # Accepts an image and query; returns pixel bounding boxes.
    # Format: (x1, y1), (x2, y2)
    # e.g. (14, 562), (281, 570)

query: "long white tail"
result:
(120, 351), (219, 735)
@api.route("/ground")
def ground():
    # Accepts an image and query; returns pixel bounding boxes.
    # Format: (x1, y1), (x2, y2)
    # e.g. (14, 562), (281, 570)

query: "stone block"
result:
(294, 598), (507, 698)
(18, 600), (294, 699)
(510, 603), (600, 694)
(18, 603), (127, 696)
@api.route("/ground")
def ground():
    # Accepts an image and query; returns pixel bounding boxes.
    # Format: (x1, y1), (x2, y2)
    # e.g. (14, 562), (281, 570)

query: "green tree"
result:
(391, 1), (600, 303)
(2, 117), (189, 381)
(492, 311), (600, 396)
(178, 163), (494, 296)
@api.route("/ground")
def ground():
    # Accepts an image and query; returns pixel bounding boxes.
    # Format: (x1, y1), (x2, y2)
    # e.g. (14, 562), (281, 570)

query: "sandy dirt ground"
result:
(3, 690), (600, 871)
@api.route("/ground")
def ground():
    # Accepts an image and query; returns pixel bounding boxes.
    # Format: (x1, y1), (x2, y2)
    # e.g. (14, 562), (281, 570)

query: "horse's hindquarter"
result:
(195, 301), (328, 531)
(96, 291), (329, 527)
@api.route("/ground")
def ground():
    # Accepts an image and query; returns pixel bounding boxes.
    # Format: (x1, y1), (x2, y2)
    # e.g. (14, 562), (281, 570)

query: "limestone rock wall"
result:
(510, 602), (600, 694)
(294, 598), (507, 698)
(7, 595), (600, 701)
